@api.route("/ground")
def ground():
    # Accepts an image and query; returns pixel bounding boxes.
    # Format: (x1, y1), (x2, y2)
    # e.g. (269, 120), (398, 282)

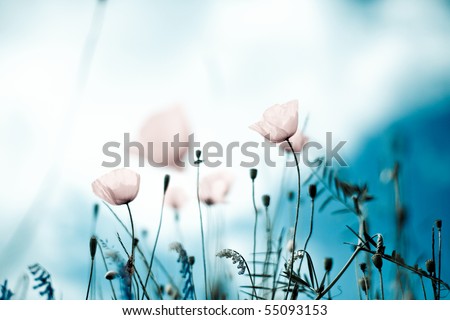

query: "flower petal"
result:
(91, 168), (140, 206)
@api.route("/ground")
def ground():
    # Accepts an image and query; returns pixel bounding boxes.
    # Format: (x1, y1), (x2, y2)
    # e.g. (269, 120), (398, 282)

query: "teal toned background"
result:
(1, 0), (450, 299)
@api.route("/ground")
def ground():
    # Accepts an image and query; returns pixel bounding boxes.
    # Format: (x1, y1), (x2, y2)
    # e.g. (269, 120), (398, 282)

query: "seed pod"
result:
(93, 203), (99, 220)
(89, 236), (97, 260)
(359, 262), (367, 273)
(324, 257), (333, 272)
(188, 256), (195, 266)
(195, 150), (202, 160)
(165, 284), (174, 296)
(164, 174), (170, 193)
(372, 254), (383, 270)
(262, 195), (271, 208)
(288, 191), (295, 202)
(376, 234), (385, 254)
(425, 259), (435, 274)
(105, 270), (119, 280)
(358, 276), (370, 293)
(250, 168), (258, 181)
(435, 219), (442, 231)
(309, 184), (317, 199)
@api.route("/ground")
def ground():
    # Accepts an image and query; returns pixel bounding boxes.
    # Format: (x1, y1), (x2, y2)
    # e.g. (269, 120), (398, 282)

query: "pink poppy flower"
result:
(137, 104), (191, 170)
(249, 100), (299, 143)
(199, 171), (234, 206)
(280, 130), (309, 153)
(165, 186), (188, 210)
(92, 168), (140, 205)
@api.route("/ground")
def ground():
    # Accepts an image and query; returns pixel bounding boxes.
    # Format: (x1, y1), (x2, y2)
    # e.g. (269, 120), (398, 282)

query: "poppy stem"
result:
(379, 269), (385, 300)
(196, 163), (209, 299)
(126, 203), (135, 299)
(97, 242), (117, 300)
(126, 204), (135, 260)
(251, 179), (258, 300)
(142, 189), (166, 299)
(85, 258), (95, 300)
(298, 195), (315, 273)
(285, 139), (301, 299)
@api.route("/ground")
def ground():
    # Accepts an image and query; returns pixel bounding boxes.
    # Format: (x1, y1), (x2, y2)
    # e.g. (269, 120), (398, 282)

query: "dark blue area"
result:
(342, 98), (450, 298)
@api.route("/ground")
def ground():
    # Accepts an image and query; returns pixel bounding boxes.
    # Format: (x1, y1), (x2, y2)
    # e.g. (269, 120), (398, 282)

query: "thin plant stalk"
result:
(126, 204), (135, 259)
(315, 245), (364, 300)
(133, 275), (139, 300)
(196, 162), (209, 299)
(298, 195), (315, 273)
(142, 192), (166, 299)
(251, 179), (258, 297)
(378, 269), (384, 300)
(326, 272), (331, 300)
(271, 229), (285, 300)
(103, 203), (172, 299)
(262, 204), (272, 297)
(363, 276), (369, 300)
(355, 260), (362, 300)
(102, 201), (174, 291)
(126, 204), (135, 299)
(356, 246), (450, 290)
(438, 226), (442, 300)
(273, 115), (308, 231)
(243, 258), (258, 299)
(85, 258), (95, 300)
(285, 139), (301, 299)
(116, 233), (150, 300)
(304, 196), (315, 253)
(97, 243), (117, 300)
(432, 226), (437, 299)
(419, 275), (427, 300)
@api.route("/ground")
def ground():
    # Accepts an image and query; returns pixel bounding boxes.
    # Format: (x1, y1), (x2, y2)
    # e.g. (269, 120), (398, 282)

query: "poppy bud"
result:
(89, 236), (97, 260)
(309, 184), (317, 199)
(164, 174), (170, 194)
(372, 254), (383, 270)
(105, 270), (119, 280)
(262, 195), (271, 208)
(436, 219), (442, 231)
(359, 263), (367, 273)
(250, 168), (258, 181)
(93, 203), (99, 220)
(324, 257), (333, 272)
(288, 191), (295, 201)
(425, 259), (435, 274)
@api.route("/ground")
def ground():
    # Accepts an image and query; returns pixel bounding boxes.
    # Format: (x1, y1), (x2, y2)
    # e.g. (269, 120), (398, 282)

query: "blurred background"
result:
(1, 0), (450, 299)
